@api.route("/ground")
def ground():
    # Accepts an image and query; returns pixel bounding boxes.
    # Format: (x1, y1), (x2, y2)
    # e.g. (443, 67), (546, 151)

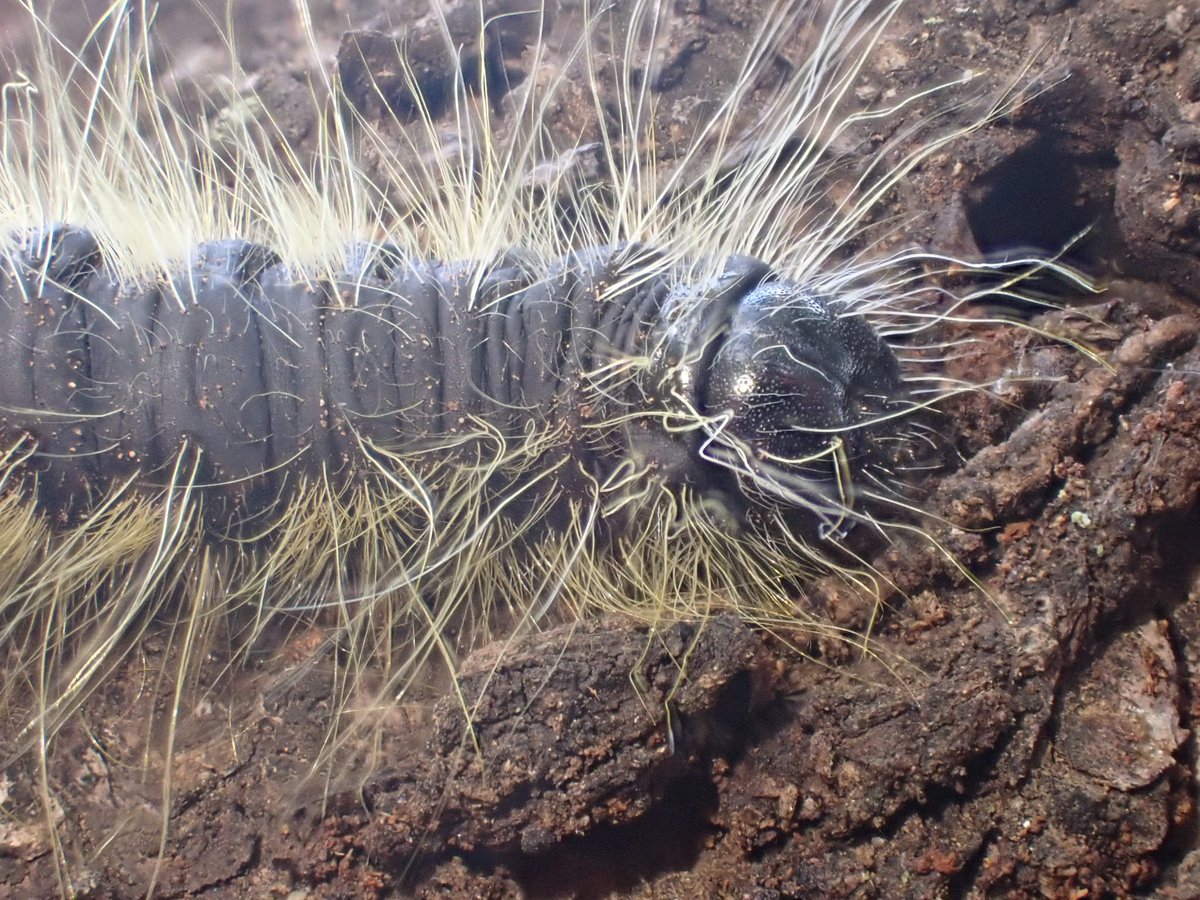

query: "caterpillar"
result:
(0, 221), (919, 742)
(3, 227), (906, 532)
(0, 0), (1091, 894)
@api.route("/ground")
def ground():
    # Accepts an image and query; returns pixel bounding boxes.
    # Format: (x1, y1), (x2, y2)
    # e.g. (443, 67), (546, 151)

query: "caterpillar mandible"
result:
(0, 0), (1085, 893)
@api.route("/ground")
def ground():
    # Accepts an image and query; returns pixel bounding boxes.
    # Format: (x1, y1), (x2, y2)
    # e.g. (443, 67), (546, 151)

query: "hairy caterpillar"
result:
(0, 0), (1088, 893)
(3, 227), (905, 530)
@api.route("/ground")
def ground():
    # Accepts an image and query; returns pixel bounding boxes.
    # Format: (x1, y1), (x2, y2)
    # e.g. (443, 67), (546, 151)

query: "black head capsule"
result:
(647, 259), (918, 534)
(699, 281), (912, 526)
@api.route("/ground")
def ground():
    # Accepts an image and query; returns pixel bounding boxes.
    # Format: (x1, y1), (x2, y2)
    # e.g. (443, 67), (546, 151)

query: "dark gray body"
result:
(0, 225), (906, 527)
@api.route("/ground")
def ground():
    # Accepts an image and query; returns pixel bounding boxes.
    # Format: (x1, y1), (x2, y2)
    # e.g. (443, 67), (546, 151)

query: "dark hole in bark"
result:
(506, 770), (721, 898)
(497, 670), (759, 898)
(965, 134), (1095, 260)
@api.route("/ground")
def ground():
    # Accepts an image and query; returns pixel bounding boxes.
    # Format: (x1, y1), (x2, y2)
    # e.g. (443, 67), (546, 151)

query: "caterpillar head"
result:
(699, 281), (915, 526)
(647, 258), (923, 533)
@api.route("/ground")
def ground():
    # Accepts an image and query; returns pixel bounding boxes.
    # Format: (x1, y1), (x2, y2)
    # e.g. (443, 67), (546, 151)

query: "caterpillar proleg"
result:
(0, 0), (1096, 894)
